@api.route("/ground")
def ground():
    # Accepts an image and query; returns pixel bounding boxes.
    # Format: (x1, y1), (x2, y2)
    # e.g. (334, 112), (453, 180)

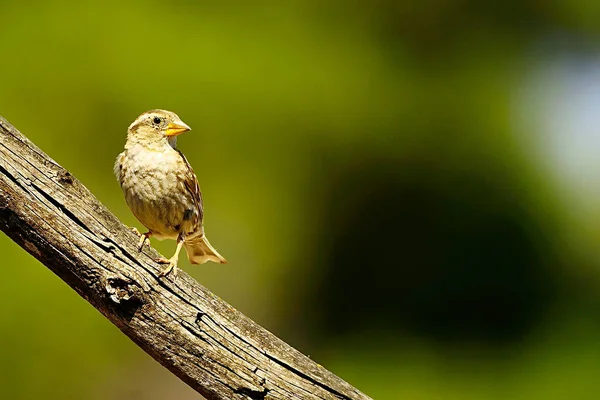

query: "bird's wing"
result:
(175, 149), (204, 223)
(114, 152), (125, 183)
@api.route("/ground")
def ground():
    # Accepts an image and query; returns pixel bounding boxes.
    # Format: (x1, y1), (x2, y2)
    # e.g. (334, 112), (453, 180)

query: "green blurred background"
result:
(2, 1), (600, 399)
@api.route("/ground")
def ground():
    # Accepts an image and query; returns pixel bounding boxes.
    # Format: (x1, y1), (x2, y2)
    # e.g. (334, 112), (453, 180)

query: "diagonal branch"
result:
(0, 116), (371, 400)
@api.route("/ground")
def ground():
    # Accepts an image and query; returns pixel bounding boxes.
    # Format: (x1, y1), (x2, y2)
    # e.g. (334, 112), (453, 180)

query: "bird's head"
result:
(126, 109), (191, 149)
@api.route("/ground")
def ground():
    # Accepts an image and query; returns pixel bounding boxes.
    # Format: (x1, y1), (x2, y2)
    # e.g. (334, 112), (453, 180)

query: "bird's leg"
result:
(156, 235), (185, 277)
(137, 231), (152, 251)
(129, 227), (152, 250)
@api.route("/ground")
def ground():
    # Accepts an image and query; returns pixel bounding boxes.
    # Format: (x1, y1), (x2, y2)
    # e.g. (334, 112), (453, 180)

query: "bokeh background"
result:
(2, 1), (600, 399)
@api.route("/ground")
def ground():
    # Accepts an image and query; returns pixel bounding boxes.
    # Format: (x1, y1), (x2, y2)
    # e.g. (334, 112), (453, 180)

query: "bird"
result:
(114, 109), (227, 277)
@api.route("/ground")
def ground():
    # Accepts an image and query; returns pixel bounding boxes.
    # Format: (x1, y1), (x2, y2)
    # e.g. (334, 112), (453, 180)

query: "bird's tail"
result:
(184, 234), (227, 265)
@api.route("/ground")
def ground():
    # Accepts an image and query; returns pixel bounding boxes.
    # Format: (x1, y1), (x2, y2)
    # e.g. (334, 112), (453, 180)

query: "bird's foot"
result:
(156, 257), (178, 277)
(137, 232), (151, 251)
(129, 227), (151, 251)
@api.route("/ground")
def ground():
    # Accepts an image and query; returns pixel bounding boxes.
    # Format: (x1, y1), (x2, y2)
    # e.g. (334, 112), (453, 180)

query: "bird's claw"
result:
(156, 257), (178, 277)
(138, 234), (149, 251)
(129, 227), (151, 251)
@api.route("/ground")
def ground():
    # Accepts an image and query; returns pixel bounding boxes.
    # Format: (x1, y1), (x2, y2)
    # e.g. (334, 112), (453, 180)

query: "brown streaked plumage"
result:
(115, 109), (226, 277)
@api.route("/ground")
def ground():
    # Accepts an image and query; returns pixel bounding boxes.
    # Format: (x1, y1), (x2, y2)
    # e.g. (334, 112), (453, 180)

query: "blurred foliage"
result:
(2, 1), (600, 399)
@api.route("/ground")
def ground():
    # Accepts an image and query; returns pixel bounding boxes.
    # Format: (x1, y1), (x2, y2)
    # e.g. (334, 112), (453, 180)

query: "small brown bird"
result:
(115, 109), (226, 277)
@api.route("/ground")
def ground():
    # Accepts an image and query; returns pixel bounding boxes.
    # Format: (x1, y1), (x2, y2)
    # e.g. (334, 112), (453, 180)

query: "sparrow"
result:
(114, 109), (227, 277)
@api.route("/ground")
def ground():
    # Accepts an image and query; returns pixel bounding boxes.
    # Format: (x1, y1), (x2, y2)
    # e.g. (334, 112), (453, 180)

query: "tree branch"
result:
(0, 116), (370, 400)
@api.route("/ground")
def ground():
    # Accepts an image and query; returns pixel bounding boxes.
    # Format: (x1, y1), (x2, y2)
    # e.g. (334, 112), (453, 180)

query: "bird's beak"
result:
(165, 121), (191, 137)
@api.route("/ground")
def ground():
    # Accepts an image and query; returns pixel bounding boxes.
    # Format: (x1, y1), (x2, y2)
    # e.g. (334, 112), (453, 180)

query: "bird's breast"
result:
(117, 148), (198, 238)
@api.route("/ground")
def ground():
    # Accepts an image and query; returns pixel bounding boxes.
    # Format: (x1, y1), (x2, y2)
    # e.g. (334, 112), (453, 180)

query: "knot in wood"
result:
(105, 277), (139, 304)
(57, 170), (74, 185)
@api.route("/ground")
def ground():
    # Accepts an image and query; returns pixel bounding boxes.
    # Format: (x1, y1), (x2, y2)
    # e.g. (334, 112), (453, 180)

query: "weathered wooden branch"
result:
(0, 116), (370, 400)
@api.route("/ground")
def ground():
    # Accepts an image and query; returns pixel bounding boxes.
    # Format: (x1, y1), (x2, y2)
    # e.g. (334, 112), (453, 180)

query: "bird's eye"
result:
(152, 117), (162, 125)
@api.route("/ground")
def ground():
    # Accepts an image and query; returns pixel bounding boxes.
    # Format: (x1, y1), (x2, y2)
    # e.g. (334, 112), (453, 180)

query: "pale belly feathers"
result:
(116, 146), (199, 240)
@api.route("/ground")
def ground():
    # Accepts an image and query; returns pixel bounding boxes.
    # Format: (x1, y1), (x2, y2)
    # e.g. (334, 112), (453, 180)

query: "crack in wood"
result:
(234, 386), (270, 400)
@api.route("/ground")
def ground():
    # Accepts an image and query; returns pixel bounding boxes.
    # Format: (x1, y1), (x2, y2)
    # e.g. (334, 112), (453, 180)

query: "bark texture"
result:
(0, 116), (371, 400)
